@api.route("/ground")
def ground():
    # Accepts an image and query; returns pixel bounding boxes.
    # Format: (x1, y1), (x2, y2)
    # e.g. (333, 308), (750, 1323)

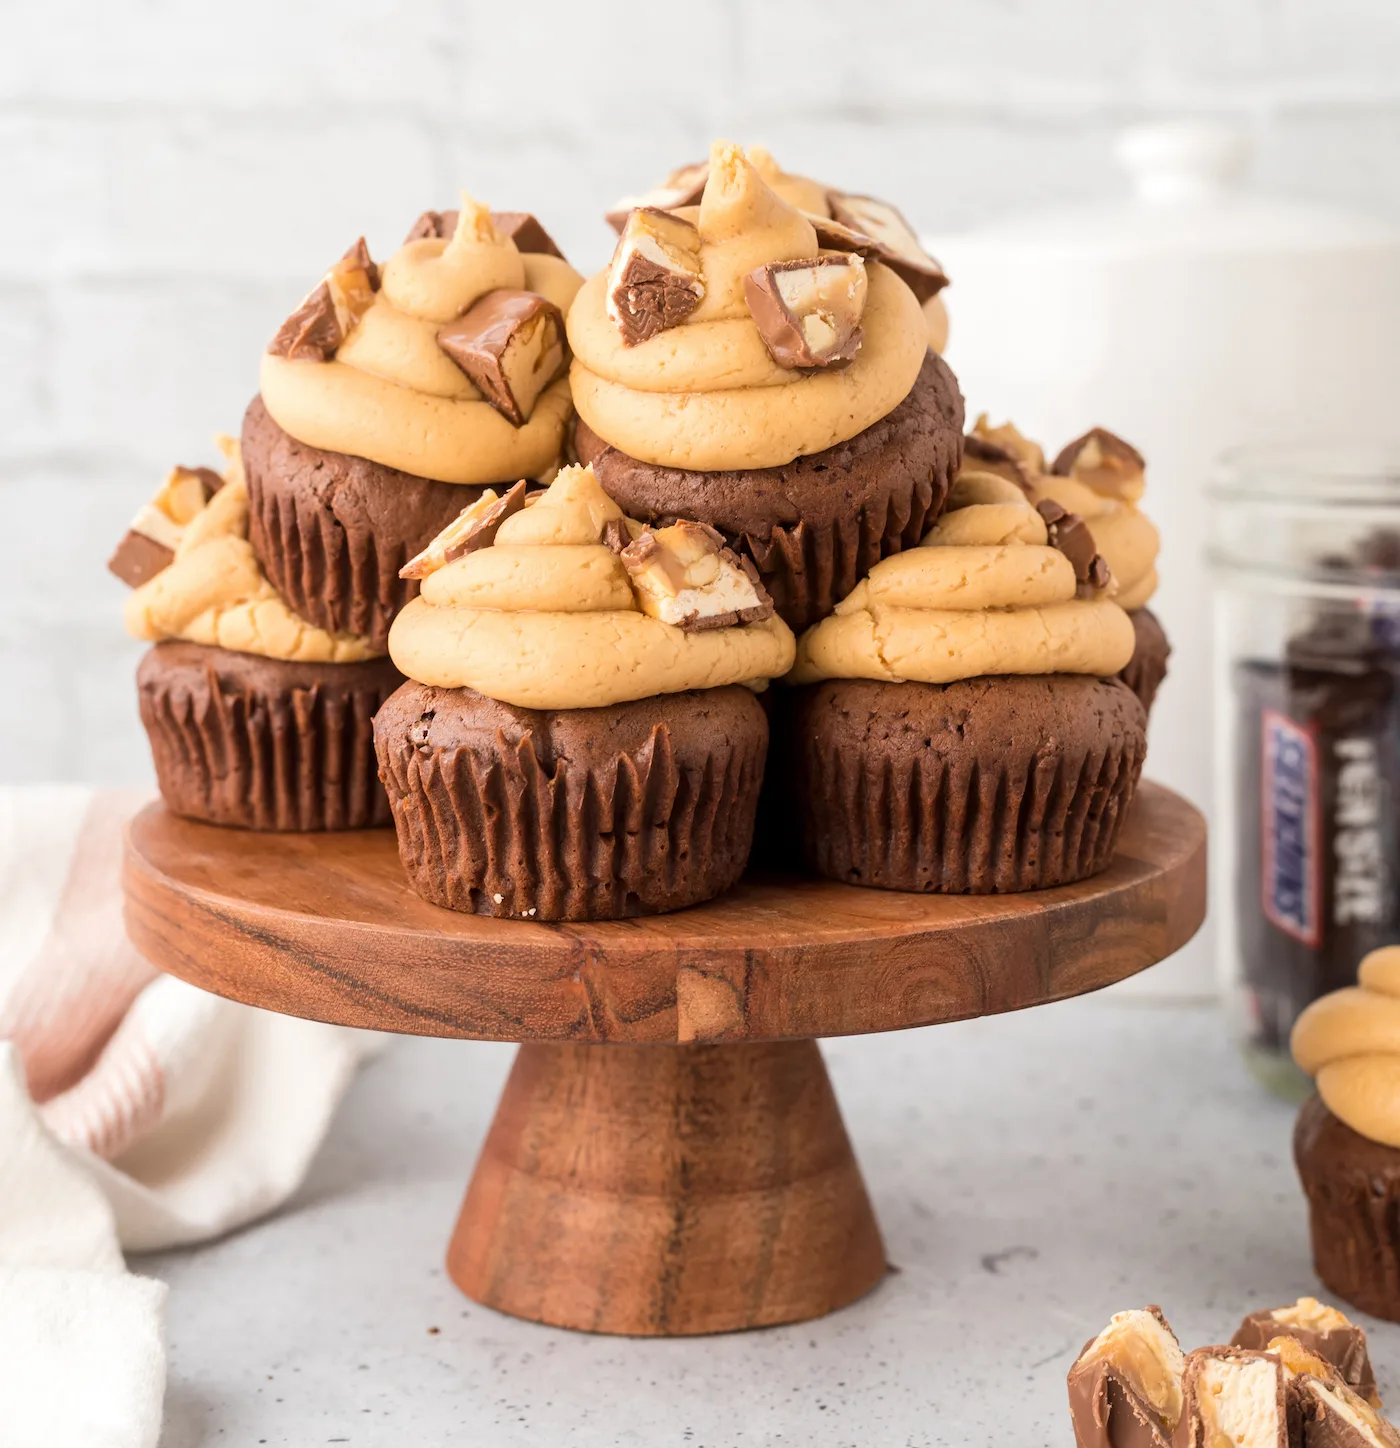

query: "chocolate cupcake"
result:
(113, 440), (401, 830)
(568, 141), (963, 632)
(375, 464), (795, 920)
(1292, 945), (1400, 1321)
(248, 197), (584, 648)
(786, 470), (1145, 891)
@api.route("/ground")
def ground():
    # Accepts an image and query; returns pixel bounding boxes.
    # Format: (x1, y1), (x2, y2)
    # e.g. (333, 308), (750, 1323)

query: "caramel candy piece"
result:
(404, 208), (565, 259)
(1053, 427), (1146, 504)
(621, 520), (774, 632)
(1233, 1300), (1378, 1407)
(1036, 499), (1112, 594)
(606, 207), (705, 345)
(744, 253), (867, 370)
(268, 238), (379, 361)
(399, 481), (527, 579)
(437, 290), (569, 427)
(107, 464), (224, 587)
(826, 192), (947, 302)
(1176, 1348), (1289, 1448)
(604, 161), (709, 232)
(1066, 1307), (1185, 1448)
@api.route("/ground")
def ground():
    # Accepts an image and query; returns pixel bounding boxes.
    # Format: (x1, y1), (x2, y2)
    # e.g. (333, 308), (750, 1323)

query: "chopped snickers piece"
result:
(437, 290), (568, 427)
(1233, 1300), (1378, 1407)
(826, 192), (948, 301)
(1036, 499), (1112, 593)
(606, 207), (705, 345)
(1268, 1336), (1400, 1448)
(1176, 1348), (1289, 1448)
(1053, 427), (1146, 503)
(400, 481), (527, 579)
(604, 161), (709, 232)
(107, 464), (224, 588)
(268, 238), (379, 361)
(744, 253), (867, 370)
(970, 414), (1046, 477)
(404, 208), (565, 259)
(1067, 1307), (1185, 1448)
(601, 517), (634, 554)
(621, 520), (773, 631)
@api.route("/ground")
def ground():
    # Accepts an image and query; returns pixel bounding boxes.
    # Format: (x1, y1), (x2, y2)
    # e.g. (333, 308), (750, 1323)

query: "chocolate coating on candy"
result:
(1232, 1302), (1378, 1407)
(1176, 1348), (1289, 1448)
(603, 161), (709, 233)
(1037, 498), (1112, 593)
(404, 208), (566, 260)
(437, 290), (568, 426)
(399, 481), (528, 580)
(107, 464), (226, 588)
(108, 531), (175, 588)
(268, 237), (380, 362)
(606, 207), (705, 345)
(1053, 427), (1146, 503)
(827, 192), (947, 301)
(743, 253), (866, 370)
(1066, 1306), (1184, 1448)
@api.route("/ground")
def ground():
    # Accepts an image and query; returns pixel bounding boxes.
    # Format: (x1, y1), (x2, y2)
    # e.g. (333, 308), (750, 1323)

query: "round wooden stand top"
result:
(123, 781), (1205, 1046)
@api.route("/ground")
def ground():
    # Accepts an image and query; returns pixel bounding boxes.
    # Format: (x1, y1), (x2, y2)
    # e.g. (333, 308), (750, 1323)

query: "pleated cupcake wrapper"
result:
(796, 717), (1145, 893)
(1120, 608), (1170, 718)
(139, 648), (398, 831)
(376, 719), (767, 921)
(246, 469), (472, 652)
(1299, 1146), (1400, 1321)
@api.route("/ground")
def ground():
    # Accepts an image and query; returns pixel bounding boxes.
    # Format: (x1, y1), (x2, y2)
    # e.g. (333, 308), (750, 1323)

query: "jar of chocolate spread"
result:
(1212, 446), (1400, 1096)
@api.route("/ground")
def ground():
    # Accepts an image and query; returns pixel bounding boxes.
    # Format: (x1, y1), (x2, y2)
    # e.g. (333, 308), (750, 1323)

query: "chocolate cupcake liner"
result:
(374, 684), (768, 920)
(242, 395), (484, 650)
(1120, 607), (1171, 718)
(789, 676), (1147, 893)
(138, 641), (401, 831)
(1295, 1093), (1400, 1322)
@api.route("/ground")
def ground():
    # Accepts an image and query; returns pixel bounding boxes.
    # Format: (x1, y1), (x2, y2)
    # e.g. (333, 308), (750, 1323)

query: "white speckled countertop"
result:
(140, 995), (1400, 1447)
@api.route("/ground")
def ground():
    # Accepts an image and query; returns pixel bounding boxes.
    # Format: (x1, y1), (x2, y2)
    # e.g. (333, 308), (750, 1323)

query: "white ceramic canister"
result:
(927, 121), (1400, 997)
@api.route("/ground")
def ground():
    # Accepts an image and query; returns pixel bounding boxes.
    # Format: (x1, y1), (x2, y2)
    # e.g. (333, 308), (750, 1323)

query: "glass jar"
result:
(1211, 445), (1400, 1097)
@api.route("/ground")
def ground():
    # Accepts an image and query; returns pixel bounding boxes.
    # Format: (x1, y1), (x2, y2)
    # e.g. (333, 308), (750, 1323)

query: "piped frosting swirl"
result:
(260, 195), (583, 485)
(387, 464), (796, 709)
(789, 471), (1135, 685)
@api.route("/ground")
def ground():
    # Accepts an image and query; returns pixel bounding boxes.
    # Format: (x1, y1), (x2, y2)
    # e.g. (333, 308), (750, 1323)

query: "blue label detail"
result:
(1262, 709), (1318, 946)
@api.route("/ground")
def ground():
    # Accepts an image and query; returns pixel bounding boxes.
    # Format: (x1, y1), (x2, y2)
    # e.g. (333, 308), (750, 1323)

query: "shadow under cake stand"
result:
(122, 780), (1205, 1337)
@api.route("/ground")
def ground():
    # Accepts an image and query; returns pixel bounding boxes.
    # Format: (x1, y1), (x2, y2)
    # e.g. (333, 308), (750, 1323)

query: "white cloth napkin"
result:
(0, 786), (379, 1448)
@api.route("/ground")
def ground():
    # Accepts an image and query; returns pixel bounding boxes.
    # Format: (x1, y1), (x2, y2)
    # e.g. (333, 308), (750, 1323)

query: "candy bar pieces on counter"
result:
(1067, 1307), (1186, 1448)
(1269, 1335), (1400, 1448)
(1233, 1300), (1379, 1408)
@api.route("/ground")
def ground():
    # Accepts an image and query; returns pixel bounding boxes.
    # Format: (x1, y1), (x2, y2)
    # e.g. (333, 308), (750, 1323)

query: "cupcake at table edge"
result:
(602, 144), (952, 355)
(109, 438), (401, 830)
(248, 195), (582, 650)
(785, 469), (1145, 892)
(570, 139), (964, 632)
(1292, 944), (1400, 1322)
(963, 416), (1169, 718)
(376, 463), (795, 920)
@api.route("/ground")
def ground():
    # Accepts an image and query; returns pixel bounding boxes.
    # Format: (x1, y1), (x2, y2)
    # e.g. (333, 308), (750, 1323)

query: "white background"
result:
(6, 0), (1400, 784)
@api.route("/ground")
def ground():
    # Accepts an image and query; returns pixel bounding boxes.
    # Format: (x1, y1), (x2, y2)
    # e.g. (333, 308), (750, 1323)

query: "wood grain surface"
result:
(448, 1039), (886, 1335)
(122, 780), (1206, 1045)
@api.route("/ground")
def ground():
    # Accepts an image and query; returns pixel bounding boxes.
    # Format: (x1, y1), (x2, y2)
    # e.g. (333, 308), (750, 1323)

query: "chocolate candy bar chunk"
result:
(1066, 1307), (1185, 1448)
(1268, 1335), (1400, 1447)
(744, 253), (867, 370)
(107, 464), (223, 588)
(621, 520), (774, 632)
(604, 161), (709, 232)
(1037, 498), (1112, 594)
(404, 208), (565, 259)
(826, 192), (948, 302)
(606, 207), (705, 346)
(437, 291), (568, 427)
(399, 481), (528, 580)
(1233, 1299), (1379, 1407)
(268, 238), (379, 362)
(1176, 1347), (1289, 1448)
(1053, 428), (1146, 504)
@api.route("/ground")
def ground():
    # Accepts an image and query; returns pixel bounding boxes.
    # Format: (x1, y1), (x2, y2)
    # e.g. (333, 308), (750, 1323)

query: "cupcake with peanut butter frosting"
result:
(964, 416), (1169, 716)
(572, 140), (964, 631)
(785, 469), (1146, 893)
(109, 438), (402, 829)
(375, 463), (795, 920)
(1292, 945), (1400, 1321)
(246, 196), (583, 650)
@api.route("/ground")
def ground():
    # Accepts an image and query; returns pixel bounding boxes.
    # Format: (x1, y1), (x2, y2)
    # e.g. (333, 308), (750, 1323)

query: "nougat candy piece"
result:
(437, 290), (568, 426)
(744, 253), (866, 370)
(1066, 1307), (1185, 1448)
(107, 464), (224, 587)
(1053, 428), (1146, 504)
(826, 192), (948, 301)
(1176, 1348), (1289, 1448)
(620, 520), (774, 632)
(1233, 1300), (1378, 1407)
(606, 207), (705, 345)
(268, 237), (380, 361)
(604, 160), (709, 232)
(399, 481), (527, 579)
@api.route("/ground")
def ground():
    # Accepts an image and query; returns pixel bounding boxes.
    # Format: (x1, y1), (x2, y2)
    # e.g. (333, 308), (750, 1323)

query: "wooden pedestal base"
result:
(447, 1040), (886, 1336)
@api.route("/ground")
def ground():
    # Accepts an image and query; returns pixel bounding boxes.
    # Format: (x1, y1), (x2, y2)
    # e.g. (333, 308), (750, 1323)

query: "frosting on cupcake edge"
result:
(387, 464), (796, 709)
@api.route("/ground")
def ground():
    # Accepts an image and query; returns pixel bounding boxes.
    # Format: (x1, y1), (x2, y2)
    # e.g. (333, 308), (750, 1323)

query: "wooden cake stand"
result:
(122, 780), (1205, 1337)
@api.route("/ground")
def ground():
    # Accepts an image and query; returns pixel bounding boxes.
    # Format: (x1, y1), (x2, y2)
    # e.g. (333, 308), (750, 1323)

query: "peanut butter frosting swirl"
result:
(388, 464), (796, 709)
(260, 196), (583, 485)
(788, 471), (1135, 686)
(567, 141), (928, 472)
(125, 442), (380, 664)
(1293, 945), (1400, 1148)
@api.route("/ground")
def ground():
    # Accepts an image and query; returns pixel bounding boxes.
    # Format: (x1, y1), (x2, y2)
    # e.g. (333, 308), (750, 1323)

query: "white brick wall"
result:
(6, 0), (1400, 783)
